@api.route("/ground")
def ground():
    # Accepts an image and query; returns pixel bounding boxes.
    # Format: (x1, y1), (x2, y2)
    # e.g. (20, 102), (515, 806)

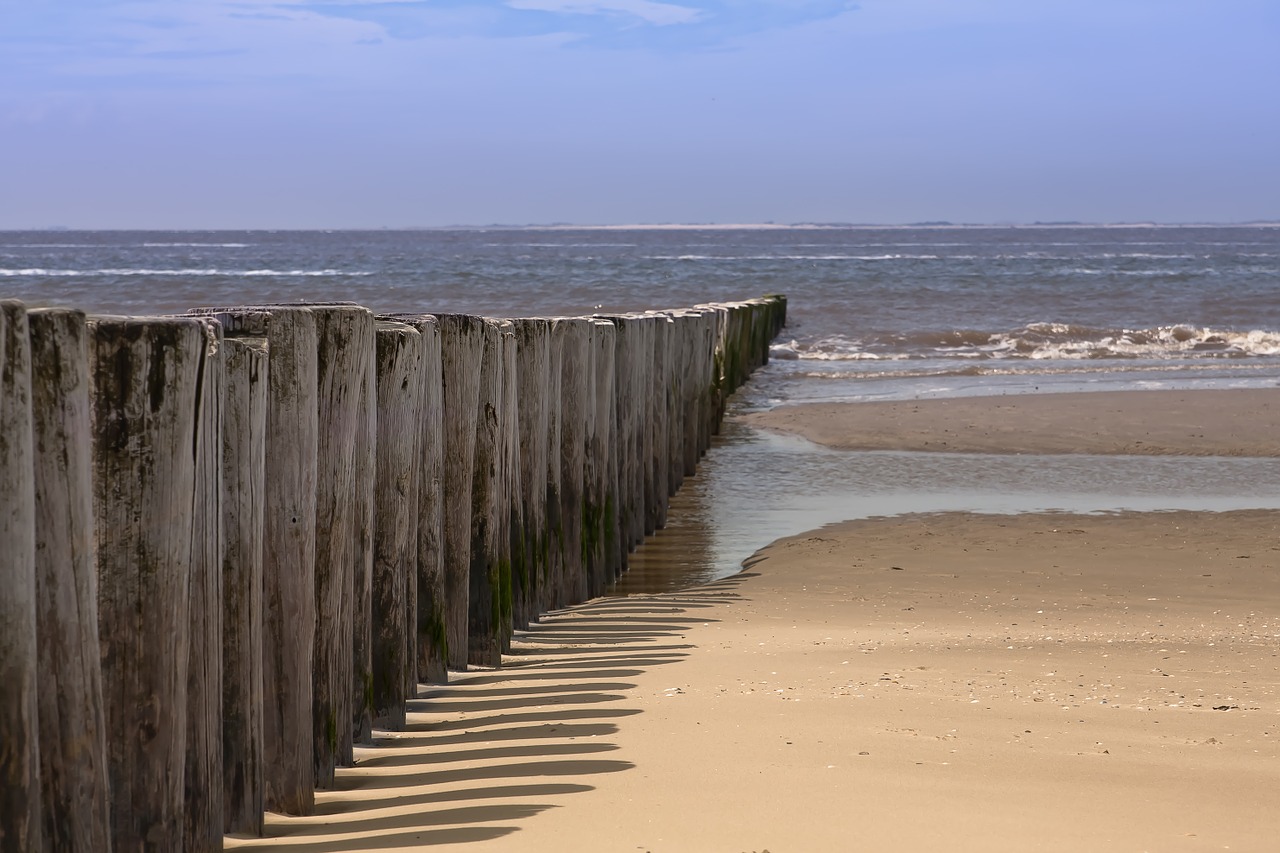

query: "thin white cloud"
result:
(506, 0), (702, 26)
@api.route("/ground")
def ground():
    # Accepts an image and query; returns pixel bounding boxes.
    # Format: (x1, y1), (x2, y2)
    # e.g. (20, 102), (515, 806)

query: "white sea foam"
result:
(482, 242), (637, 248)
(140, 242), (251, 248)
(780, 326), (1280, 363)
(647, 254), (943, 261)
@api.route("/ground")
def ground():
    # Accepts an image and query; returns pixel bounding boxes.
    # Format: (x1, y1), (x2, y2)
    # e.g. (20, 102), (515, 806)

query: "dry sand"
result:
(228, 390), (1280, 852)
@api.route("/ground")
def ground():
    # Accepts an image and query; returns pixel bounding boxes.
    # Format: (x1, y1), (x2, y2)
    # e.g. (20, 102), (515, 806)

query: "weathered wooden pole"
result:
(599, 316), (632, 579)
(587, 319), (617, 595)
(1, 301), (41, 853)
(700, 304), (730, 434)
(371, 320), (423, 730)
(556, 317), (590, 606)
(219, 331), (268, 836)
(351, 317), (377, 752)
(634, 315), (657, 537)
(28, 308), (111, 853)
(185, 317), (225, 853)
(90, 315), (205, 851)
(729, 302), (750, 391)
(191, 306), (318, 817)
(385, 315), (447, 687)
(577, 320), (598, 599)
(682, 308), (715, 472)
(649, 314), (671, 530)
(499, 323), (521, 651)
(728, 304), (743, 411)
(659, 312), (687, 496)
(287, 305), (375, 782)
(468, 319), (504, 667)
(596, 314), (642, 560)
(436, 314), (485, 670)
(543, 321), (564, 613)
(414, 319), (445, 687)
(628, 315), (648, 551)
(510, 319), (550, 627)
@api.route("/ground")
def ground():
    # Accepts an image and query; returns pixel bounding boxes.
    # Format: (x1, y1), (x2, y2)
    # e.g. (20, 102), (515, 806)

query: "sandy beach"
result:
(228, 389), (1280, 852)
(743, 388), (1280, 457)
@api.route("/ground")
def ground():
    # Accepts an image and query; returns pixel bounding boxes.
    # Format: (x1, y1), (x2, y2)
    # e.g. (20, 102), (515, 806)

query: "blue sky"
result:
(2, 0), (1277, 228)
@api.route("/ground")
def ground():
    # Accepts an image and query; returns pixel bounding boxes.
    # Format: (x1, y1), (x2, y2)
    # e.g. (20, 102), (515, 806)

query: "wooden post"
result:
(185, 317), (225, 853)
(543, 321), (564, 613)
(587, 319), (616, 595)
(350, 320), (373, 753)
(510, 320), (546, 627)
(415, 319), (446, 686)
(219, 332), (268, 836)
(634, 315), (657, 536)
(650, 314), (671, 530)
(596, 314), (642, 559)
(371, 321), (423, 730)
(385, 315), (447, 687)
(468, 320), (503, 667)
(90, 315), (205, 851)
(28, 308), (111, 853)
(435, 314), (485, 670)
(191, 306), (318, 817)
(669, 310), (693, 480)
(304, 305), (375, 782)
(499, 323), (521, 651)
(601, 316), (631, 577)
(682, 308), (714, 473)
(666, 314), (680, 489)
(556, 318), (590, 606)
(351, 316), (377, 752)
(700, 304), (730, 434)
(1, 301), (41, 853)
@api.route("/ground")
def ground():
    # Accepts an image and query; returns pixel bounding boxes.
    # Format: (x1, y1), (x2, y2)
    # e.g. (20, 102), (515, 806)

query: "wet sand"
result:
(227, 390), (1280, 851)
(743, 388), (1280, 457)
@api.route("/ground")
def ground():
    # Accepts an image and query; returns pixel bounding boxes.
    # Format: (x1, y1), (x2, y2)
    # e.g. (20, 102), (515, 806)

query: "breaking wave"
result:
(771, 324), (1280, 362)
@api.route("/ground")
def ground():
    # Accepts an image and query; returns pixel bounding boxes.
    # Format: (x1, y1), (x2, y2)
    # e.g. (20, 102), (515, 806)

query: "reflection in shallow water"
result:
(609, 418), (1280, 596)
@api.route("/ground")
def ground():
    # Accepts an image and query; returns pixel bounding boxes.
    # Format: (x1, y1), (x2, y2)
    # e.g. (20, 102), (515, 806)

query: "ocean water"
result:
(6, 225), (1280, 591)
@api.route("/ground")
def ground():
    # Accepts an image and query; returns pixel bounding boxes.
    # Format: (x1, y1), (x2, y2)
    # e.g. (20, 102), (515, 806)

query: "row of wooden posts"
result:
(0, 294), (786, 852)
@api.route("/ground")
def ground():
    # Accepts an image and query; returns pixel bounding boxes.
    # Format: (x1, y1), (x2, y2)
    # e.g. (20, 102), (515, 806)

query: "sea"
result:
(5, 225), (1280, 591)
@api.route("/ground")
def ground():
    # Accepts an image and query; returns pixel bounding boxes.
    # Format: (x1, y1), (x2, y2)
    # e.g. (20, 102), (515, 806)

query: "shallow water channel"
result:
(608, 417), (1280, 595)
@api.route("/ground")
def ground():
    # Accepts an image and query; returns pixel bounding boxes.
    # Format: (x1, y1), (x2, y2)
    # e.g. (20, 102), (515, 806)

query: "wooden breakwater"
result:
(0, 294), (786, 851)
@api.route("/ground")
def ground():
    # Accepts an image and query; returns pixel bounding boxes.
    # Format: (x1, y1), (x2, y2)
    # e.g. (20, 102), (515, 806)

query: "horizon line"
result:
(6, 220), (1280, 232)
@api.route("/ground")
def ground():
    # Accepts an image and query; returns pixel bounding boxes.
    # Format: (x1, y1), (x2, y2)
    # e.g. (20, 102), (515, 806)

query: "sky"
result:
(2, 0), (1278, 228)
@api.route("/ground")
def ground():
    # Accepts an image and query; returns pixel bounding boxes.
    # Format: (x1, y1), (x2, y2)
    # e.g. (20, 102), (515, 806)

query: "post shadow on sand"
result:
(230, 577), (745, 851)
